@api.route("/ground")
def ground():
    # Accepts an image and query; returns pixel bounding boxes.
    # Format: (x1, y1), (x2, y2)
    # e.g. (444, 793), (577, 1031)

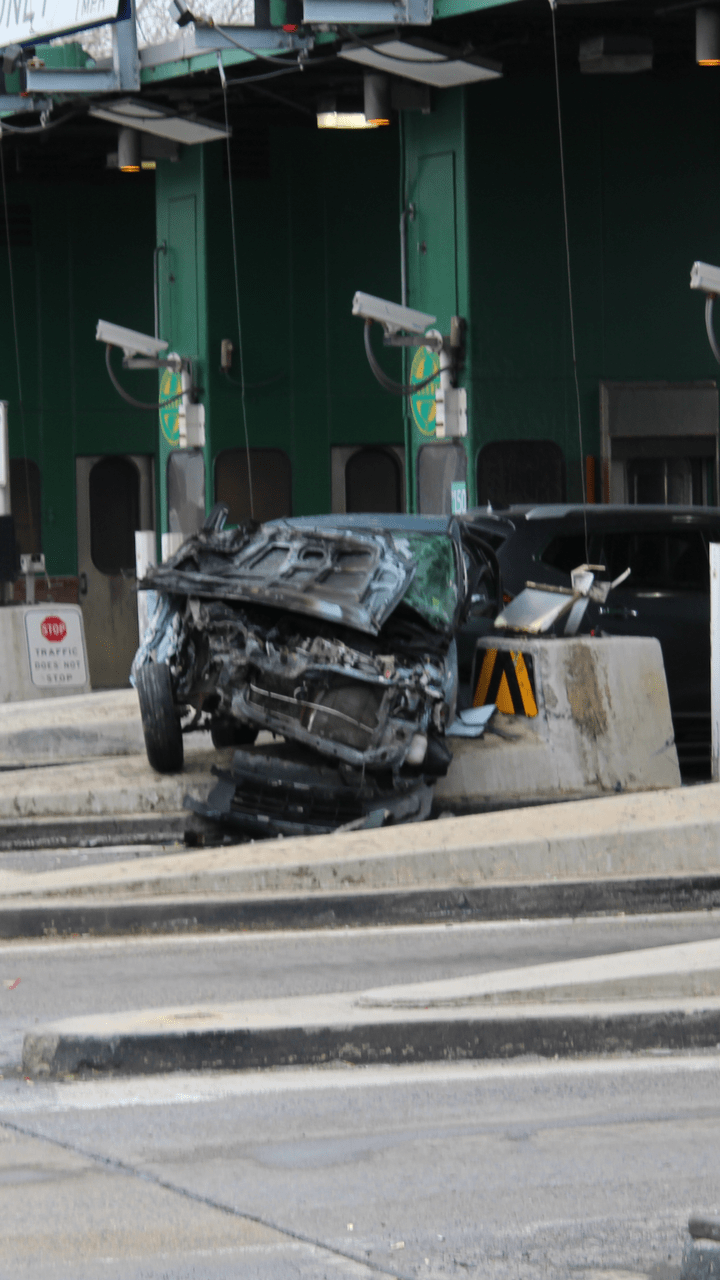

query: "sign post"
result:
(711, 543), (720, 781)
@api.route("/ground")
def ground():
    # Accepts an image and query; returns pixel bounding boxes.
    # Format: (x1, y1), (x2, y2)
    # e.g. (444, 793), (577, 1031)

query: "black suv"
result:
(468, 504), (720, 775)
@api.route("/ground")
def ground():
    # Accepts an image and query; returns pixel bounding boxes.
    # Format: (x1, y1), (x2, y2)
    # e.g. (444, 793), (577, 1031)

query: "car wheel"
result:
(136, 663), (184, 773)
(210, 720), (259, 749)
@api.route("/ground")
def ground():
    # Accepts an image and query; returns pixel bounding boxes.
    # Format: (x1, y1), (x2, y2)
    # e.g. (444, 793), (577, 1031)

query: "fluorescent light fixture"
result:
(697, 7), (720, 64)
(90, 98), (229, 146)
(118, 127), (140, 173)
(364, 72), (390, 126)
(317, 111), (382, 129)
(340, 37), (501, 89)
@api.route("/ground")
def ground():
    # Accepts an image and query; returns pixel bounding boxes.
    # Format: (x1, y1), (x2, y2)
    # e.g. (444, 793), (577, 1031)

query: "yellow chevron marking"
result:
(512, 650), (538, 718)
(495, 670), (514, 714)
(473, 648), (497, 708)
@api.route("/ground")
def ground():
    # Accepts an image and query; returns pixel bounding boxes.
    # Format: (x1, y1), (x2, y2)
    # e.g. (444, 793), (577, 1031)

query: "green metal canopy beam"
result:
(434, 0), (522, 14)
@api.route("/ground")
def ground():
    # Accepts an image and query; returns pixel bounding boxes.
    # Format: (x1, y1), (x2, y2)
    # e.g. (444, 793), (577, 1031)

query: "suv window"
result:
(602, 530), (708, 591)
(540, 534), (591, 576)
(541, 527), (709, 591)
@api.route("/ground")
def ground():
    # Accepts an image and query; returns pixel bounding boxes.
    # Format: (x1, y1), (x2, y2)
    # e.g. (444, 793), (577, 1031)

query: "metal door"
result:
(76, 455), (154, 689)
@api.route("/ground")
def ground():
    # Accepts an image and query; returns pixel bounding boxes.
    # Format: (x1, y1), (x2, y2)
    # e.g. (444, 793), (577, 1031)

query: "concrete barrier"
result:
(437, 635), (680, 809)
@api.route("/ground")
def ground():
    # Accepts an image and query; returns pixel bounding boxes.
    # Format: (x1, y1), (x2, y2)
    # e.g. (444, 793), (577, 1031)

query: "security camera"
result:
(690, 261), (720, 295)
(352, 291), (437, 336)
(96, 320), (169, 359)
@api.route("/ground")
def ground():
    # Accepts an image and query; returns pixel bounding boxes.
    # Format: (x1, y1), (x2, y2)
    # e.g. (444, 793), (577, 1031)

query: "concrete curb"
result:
(0, 812), (210, 851)
(0, 690), (140, 768)
(22, 999), (720, 1079)
(4, 782), (720, 906)
(4, 872), (720, 939)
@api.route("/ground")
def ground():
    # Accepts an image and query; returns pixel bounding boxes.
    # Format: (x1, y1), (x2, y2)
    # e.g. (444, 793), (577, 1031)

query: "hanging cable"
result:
(364, 320), (441, 396)
(223, 367), (288, 390)
(219, 50), (254, 518)
(105, 345), (185, 412)
(705, 295), (720, 365)
(201, 19), (302, 66)
(0, 107), (83, 136)
(549, 0), (589, 559)
(0, 132), (34, 583)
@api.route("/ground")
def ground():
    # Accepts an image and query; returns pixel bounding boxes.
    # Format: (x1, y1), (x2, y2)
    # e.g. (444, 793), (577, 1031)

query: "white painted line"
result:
(1, 910), (719, 956)
(1, 1053), (719, 1115)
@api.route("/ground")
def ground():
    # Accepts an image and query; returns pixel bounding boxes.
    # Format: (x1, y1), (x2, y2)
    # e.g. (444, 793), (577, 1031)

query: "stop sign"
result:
(40, 616), (68, 644)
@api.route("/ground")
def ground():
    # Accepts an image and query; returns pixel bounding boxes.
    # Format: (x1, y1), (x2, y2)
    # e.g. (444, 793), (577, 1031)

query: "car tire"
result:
(210, 720), (259, 749)
(136, 663), (184, 774)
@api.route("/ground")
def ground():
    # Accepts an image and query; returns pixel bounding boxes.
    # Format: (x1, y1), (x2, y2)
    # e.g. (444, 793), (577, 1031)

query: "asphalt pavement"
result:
(3, 690), (720, 1085)
(2, 912), (719, 1076)
(1, 1053), (714, 1277)
(1, 691), (718, 1276)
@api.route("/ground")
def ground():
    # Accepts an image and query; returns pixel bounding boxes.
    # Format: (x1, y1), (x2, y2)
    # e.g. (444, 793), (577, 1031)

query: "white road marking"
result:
(1, 909), (719, 956)
(1, 1052), (718, 1115)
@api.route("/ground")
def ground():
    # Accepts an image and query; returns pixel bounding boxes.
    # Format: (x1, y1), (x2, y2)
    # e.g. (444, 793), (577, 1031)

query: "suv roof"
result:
(468, 503), (720, 522)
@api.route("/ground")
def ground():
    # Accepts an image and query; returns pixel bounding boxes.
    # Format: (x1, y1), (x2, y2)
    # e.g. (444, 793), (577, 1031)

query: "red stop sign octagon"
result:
(40, 616), (67, 644)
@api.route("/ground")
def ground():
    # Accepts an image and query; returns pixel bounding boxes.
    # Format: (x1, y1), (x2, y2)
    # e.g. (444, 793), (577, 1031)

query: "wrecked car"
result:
(132, 510), (500, 833)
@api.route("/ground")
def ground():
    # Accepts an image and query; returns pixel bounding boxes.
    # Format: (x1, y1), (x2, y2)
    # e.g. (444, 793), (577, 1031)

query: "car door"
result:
(588, 524), (711, 718)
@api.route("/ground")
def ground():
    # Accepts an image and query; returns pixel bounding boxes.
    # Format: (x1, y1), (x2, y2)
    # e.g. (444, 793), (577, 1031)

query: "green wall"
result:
(0, 174), (156, 573)
(202, 121), (402, 519)
(465, 68), (720, 501)
(8, 61), (720, 564)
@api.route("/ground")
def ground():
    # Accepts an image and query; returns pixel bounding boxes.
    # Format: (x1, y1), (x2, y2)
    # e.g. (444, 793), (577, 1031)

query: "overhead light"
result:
(108, 130), (178, 170)
(118, 127), (140, 173)
(364, 73), (390, 126)
(317, 111), (382, 130)
(697, 8), (720, 64)
(90, 98), (229, 146)
(579, 36), (652, 74)
(340, 36), (501, 89)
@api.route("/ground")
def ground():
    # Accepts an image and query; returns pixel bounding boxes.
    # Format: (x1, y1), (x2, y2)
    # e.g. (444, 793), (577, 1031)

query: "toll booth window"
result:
(477, 440), (565, 508)
(167, 450), (206, 535)
(9, 458), (41, 554)
(417, 444), (467, 515)
(89, 456), (139, 575)
(625, 456), (712, 506)
(215, 448), (291, 524)
(345, 447), (401, 513)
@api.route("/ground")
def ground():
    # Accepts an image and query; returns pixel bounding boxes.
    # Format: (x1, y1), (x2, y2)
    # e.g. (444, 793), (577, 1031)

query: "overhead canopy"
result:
(340, 35), (501, 87)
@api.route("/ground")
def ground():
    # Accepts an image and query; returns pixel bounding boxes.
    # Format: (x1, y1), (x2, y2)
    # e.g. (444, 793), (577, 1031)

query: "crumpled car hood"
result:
(143, 524), (419, 637)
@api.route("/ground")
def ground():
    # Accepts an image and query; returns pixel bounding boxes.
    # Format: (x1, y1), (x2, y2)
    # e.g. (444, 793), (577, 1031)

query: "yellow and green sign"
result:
(410, 346), (440, 436)
(159, 369), (182, 446)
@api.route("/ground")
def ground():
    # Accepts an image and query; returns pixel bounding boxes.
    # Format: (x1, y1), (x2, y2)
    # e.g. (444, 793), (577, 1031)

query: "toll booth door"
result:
(76, 455), (154, 689)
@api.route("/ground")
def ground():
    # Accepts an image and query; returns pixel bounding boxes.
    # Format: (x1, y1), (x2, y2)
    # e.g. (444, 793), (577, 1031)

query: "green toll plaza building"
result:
(0, 0), (719, 685)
